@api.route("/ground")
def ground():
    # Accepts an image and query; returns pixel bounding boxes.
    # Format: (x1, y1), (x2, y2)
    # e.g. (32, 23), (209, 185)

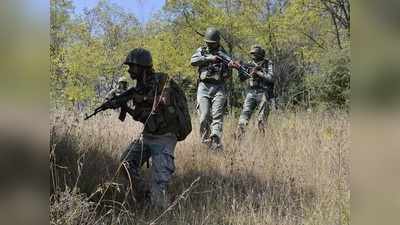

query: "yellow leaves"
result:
(268, 0), (336, 65)
(51, 0), (350, 107)
(323, 126), (335, 141)
(140, 27), (198, 79)
(287, 119), (296, 130)
(65, 83), (93, 103)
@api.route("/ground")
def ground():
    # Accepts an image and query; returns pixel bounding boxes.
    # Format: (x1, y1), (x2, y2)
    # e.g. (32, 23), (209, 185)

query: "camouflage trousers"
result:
(196, 81), (227, 143)
(238, 89), (270, 131)
(120, 133), (177, 209)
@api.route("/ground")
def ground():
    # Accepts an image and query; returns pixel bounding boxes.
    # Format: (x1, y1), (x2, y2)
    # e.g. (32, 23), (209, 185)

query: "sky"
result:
(72, 0), (166, 24)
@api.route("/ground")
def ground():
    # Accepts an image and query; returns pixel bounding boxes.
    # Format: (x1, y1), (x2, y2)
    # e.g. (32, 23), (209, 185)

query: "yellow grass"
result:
(50, 109), (349, 225)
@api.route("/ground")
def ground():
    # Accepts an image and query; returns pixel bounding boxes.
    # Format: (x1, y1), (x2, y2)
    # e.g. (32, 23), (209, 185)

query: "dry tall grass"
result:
(50, 109), (349, 225)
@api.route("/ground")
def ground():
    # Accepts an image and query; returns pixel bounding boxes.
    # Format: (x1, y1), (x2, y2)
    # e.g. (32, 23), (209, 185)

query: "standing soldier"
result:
(190, 27), (231, 151)
(105, 76), (129, 100)
(236, 45), (274, 137)
(118, 48), (191, 209)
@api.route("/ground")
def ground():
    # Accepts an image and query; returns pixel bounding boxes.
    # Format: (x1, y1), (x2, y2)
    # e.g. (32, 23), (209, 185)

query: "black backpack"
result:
(166, 78), (192, 141)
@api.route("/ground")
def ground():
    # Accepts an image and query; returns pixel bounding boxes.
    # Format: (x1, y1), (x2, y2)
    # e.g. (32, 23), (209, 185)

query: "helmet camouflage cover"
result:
(123, 48), (153, 67)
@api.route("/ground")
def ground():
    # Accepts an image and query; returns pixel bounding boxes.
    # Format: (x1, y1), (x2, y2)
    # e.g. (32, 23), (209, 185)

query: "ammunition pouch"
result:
(199, 62), (226, 84)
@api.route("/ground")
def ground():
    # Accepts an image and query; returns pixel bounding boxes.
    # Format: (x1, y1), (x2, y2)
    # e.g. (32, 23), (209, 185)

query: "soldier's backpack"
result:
(164, 77), (192, 141)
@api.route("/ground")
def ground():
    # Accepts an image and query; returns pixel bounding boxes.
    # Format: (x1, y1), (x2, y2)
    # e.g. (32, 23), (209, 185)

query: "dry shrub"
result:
(50, 109), (349, 225)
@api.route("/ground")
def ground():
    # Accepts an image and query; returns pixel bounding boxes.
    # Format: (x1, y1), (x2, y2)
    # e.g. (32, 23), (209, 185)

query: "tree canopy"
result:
(51, 0), (350, 110)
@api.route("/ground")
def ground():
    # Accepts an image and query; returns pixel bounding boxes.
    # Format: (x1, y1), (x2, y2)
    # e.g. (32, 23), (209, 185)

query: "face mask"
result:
(206, 42), (219, 51)
(251, 54), (263, 62)
(128, 65), (139, 80)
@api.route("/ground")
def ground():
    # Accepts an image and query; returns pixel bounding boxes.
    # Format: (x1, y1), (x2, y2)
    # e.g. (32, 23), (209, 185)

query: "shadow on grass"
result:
(50, 129), (316, 224)
(50, 127), (120, 195)
(168, 168), (316, 222)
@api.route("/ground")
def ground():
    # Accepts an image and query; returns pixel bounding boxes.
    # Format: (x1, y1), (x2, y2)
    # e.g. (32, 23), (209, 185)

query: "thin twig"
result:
(148, 177), (201, 225)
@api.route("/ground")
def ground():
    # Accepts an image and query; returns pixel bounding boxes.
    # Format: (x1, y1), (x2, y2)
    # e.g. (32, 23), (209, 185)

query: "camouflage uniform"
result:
(121, 123), (177, 209)
(191, 27), (229, 150)
(237, 45), (274, 134)
(119, 48), (181, 209)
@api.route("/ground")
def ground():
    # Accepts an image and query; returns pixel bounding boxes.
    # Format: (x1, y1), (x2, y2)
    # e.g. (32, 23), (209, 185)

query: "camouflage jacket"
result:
(239, 59), (274, 91)
(190, 46), (230, 84)
(129, 73), (181, 136)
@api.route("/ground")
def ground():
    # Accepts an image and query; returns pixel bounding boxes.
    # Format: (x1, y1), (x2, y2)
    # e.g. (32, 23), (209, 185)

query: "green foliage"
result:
(305, 46), (350, 109)
(51, 0), (141, 107)
(50, 0), (351, 110)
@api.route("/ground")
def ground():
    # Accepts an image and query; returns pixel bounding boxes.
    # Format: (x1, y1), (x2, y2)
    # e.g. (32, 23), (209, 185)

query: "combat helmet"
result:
(204, 27), (221, 43)
(123, 48), (153, 67)
(249, 45), (265, 58)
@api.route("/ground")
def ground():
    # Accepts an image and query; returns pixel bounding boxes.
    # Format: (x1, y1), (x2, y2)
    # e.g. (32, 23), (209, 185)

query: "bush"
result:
(305, 47), (350, 109)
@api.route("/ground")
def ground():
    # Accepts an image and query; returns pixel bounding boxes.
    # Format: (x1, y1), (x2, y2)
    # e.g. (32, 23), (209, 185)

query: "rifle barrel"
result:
(83, 87), (138, 121)
(84, 113), (95, 120)
(84, 106), (102, 120)
(217, 51), (251, 78)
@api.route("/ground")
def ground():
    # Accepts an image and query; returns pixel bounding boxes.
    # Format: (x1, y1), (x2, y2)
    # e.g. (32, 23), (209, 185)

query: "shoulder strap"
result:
(152, 73), (169, 94)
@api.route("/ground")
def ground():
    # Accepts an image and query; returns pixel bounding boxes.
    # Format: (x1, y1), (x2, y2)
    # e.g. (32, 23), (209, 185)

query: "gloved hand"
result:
(250, 68), (259, 77)
(228, 60), (241, 69)
(205, 55), (221, 62)
(250, 66), (262, 77)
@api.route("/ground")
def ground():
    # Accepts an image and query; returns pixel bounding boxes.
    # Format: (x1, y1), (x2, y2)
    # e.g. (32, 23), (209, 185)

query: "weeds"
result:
(50, 110), (349, 225)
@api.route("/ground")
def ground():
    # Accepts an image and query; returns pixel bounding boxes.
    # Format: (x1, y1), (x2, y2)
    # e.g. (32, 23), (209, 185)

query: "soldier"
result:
(118, 48), (191, 209)
(190, 27), (231, 151)
(105, 76), (128, 100)
(236, 45), (274, 137)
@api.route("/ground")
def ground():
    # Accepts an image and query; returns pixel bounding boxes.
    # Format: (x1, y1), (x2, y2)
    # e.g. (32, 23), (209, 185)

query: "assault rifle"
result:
(84, 86), (141, 121)
(215, 51), (252, 78)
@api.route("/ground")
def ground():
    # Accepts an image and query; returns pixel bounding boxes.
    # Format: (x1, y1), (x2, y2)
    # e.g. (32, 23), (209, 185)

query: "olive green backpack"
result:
(165, 77), (192, 141)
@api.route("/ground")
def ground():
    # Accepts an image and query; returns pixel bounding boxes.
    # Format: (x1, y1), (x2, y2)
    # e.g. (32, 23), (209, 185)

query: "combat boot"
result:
(210, 135), (223, 151)
(234, 124), (246, 141)
(257, 121), (266, 134)
(120, 162), (150, 205)
(150, 189), (169, 211)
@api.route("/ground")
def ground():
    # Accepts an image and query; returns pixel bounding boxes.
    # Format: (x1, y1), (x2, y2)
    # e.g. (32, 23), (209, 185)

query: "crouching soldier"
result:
(119, 48), (191, 209)
(236, 45), (274, 138)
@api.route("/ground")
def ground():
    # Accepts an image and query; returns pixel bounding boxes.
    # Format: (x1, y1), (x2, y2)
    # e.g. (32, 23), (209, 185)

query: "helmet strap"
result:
(143, 69), (148, 85)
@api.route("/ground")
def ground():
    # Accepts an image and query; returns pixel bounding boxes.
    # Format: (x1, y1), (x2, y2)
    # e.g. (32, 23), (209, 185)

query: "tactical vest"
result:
(131, 73), (192, 141)
(246, 60), (271, 89)
(198, 47), (229, 83)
